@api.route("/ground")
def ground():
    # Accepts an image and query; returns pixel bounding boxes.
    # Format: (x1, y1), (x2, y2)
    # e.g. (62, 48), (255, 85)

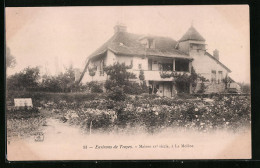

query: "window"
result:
(211, 70), (216, 83)
(138, 64), (142, 69)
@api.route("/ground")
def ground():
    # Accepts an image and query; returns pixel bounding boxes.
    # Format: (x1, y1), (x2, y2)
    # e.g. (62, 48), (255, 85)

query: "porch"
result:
(148, 81), (191, 97)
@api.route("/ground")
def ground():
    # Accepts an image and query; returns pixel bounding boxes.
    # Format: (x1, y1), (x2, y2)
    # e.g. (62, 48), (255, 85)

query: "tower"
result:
(177, 25), (206, 56)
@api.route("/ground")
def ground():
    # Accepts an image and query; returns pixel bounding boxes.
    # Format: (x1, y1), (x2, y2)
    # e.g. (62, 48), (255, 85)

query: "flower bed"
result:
(38, 94), (250, 134)
(6, 91), (250, 135)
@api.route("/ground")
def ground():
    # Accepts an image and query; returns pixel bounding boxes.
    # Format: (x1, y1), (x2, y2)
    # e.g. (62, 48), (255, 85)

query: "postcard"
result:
(5, 5), (251, 160)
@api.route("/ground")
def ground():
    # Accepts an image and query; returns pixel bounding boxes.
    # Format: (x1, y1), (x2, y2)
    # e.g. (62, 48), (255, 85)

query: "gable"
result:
(205, 52), (231, 73)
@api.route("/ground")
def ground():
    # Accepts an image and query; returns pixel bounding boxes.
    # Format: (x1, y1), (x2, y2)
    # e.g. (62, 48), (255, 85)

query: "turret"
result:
(177, 26), (206, 55)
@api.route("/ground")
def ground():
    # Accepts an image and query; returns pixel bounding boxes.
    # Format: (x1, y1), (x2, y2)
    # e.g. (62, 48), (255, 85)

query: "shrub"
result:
(106, 86), (126, 101)
(7, 66), (40, 91)
(87, 81), (103, 93)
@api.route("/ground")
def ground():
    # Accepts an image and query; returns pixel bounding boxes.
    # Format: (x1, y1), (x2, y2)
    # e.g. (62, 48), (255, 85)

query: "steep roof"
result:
(88, 32), (191, 60)
(179, 26), (205, 42)
(205, 52), (232, 73)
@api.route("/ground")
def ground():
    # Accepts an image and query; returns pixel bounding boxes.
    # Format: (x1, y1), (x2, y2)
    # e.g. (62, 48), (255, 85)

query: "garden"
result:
(6, 91), (251, 139)
(6, 63), (251, 140)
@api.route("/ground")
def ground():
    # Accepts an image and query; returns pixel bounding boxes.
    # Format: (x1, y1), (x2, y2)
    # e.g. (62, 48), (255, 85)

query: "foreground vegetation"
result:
(6, 63), (251, 139)
(6, 91), (251, 138)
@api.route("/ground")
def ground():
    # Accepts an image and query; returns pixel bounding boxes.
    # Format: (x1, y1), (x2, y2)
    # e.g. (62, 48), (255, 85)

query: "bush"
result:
(7, 66), (40, 91)
(106, 86), (126, 101)
(87, 81), (103, 93)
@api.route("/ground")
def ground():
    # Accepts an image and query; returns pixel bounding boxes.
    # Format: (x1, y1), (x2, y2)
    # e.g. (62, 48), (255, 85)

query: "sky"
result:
(5, 5), (250, 83)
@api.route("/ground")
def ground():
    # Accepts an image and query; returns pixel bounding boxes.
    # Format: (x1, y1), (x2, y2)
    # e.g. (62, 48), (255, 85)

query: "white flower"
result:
(155, 112), (159, 115)
(195, 108), (198, 112)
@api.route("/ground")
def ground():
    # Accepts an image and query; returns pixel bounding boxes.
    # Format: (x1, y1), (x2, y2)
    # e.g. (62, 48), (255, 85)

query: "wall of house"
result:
(190, 50), (229, 81)
(132, 56), (148, 70)
(190, 50), (229, 93)
(105, 50), (116, 66)
(178, 41), (190, 54)
(81, 60), (108, 83)
(115, 55), (133, 66)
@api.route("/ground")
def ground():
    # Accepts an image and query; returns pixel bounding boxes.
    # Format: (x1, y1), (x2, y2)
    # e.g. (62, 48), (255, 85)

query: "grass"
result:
(6, 109), (46, 140)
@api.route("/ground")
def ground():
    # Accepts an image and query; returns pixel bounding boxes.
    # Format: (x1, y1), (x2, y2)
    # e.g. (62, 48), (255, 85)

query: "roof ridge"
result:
(205, 52), (231, 72)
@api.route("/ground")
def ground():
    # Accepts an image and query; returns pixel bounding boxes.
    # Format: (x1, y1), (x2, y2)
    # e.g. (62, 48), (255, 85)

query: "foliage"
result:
(104, 63), (147, 98)
(40, 65), (77, 92)
(139, 70), (149, 93)
(7, 91), (251, 135)
(197, 81), (206, 93)
(139, 69), (145, 81)
(53, 94), (251, 133)
(41, 75), (61, 92)
(6, 109), (46, 140)
(160, 67), (208, 93)
(87, 81), (103, 93)
(104, 62), (136, 87)
(106, 86), (126, 101)
(238, 82), (251, 93)
(6, 46), (16, 68)
(223, 75), (233, 89)
(7, 66), (40, 91)
(104, 63), (149, 96)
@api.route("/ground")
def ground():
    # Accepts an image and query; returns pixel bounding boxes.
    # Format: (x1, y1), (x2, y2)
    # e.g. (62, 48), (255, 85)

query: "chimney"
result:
(114, 23), (127, 33)
(213, 49), (219, 60)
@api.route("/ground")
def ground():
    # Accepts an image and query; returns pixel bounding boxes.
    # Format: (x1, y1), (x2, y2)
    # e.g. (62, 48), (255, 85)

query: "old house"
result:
(78, 24), (232, 97)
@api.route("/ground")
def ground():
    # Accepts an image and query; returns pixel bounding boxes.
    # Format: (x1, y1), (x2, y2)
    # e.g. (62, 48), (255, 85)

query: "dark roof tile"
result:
(179, 26), (205, 42)
(89, 32), (190, 60)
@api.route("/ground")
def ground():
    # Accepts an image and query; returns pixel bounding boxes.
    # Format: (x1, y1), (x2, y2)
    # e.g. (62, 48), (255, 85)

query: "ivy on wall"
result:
(160, 67), (208, 93)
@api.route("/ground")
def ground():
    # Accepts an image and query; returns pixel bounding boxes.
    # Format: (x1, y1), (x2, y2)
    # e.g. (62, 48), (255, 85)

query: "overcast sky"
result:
(5, 5), (250, 83)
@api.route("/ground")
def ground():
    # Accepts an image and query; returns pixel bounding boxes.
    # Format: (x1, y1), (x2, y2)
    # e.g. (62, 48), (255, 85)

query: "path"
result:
(7, 116), (251, 160)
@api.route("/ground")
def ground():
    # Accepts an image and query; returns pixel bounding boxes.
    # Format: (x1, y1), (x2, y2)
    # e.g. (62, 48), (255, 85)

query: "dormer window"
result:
(140, 37), (155, 49)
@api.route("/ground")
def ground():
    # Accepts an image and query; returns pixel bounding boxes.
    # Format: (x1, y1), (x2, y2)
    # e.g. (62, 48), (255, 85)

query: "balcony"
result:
(129, 70), (190, 81)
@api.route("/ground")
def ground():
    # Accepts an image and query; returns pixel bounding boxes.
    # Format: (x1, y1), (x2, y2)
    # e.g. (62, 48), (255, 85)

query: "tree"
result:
(238, 82), (251, 93)
(40, 65), (78, 92)
(139, 69), (148, 93)
(6, 47), (16, 68)
(139, 69), (145, 81)
(7, 66), (40, 91)
(104, 62), (136, 87)
(104, 63), (137, 99)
